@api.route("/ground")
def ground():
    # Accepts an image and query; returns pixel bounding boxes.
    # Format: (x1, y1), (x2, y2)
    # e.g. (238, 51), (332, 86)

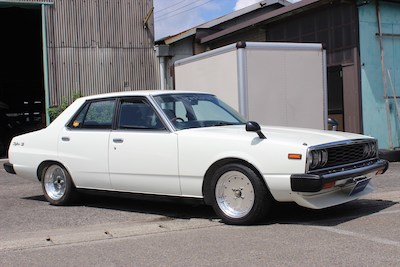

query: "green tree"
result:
(48, 92), (82, 121)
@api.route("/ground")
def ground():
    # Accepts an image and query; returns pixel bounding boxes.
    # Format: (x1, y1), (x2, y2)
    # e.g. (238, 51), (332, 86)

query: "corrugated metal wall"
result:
(4, 0), (160, 106)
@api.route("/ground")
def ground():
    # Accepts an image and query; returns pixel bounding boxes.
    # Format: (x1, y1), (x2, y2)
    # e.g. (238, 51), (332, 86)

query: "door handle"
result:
(113, 138), (124, 143)
(61, 137), (70, 142)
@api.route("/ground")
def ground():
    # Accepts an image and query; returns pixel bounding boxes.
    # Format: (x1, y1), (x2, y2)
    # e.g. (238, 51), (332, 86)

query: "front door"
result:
(108, 97), (181, 195)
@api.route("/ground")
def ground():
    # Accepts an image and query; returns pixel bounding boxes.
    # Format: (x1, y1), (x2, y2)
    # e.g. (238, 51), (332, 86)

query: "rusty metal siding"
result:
(46, 0), (159, 106)
(5, 0), (160, 106)
(266, 3), (359, 67)
(0, 0), (53, 3)
(206, 28), (267, 52)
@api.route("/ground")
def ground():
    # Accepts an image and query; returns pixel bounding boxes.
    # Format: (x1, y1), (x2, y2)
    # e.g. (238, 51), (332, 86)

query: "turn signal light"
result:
(288, 154), (302, 160)
(322, 181), (335, 190)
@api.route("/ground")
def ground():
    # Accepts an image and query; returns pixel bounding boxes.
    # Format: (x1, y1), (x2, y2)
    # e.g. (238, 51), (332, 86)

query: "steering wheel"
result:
(171, 117), (185, 123)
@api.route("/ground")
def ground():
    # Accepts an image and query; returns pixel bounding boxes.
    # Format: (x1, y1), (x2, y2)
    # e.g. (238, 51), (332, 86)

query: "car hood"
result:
(176, 124), (373, 147)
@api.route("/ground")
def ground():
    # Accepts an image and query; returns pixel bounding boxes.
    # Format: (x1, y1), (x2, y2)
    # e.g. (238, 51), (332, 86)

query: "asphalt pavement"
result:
(0, 159), (399, 266)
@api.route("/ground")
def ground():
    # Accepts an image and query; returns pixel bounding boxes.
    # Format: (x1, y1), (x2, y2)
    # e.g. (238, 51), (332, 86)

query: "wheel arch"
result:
(37, 160), (67, 181)
(202, 157), (270, 205)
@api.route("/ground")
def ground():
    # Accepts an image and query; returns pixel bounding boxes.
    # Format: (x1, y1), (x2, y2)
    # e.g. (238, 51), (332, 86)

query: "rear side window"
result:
(69, 100), (116, 129)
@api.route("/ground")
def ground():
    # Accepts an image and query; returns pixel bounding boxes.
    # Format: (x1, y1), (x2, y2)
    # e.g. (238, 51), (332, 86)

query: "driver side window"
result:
(118, 99), (165, 130)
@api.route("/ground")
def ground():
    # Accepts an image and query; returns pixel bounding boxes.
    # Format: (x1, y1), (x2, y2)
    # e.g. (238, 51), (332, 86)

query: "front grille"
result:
(325, 143), (366, 168)
(307, 139), (377, 172)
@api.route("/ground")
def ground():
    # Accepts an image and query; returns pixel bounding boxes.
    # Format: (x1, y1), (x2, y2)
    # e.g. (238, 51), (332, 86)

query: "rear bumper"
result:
(290, 159), (389, 193)
(3, 162), (16, 174)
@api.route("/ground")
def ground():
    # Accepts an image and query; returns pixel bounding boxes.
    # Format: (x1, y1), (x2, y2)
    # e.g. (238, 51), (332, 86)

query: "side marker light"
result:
(288, 154), (302, 160)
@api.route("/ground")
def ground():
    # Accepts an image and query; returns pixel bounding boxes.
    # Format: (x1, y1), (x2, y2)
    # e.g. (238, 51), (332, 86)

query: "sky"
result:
(153, 0), (269, 40)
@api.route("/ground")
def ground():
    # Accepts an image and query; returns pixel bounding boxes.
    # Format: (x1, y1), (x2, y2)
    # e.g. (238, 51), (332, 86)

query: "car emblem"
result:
(13, 142), (24, 147)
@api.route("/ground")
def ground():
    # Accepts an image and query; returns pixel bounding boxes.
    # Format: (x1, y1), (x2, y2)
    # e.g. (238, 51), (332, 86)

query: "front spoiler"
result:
(290, 159), (389, 193)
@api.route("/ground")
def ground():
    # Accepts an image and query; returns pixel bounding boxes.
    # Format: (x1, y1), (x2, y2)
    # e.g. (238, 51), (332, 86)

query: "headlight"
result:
(363, 142), (377, 158)
(308, 150), (318, 169)
(320, 149), (328, 166)
(308, 149), (328, 170)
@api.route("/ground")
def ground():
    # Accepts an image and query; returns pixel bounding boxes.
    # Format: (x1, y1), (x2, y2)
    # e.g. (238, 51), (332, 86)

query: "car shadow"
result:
(23, 193), (398, 226)
(24, 192), (218, 221)
(262, 198), (398, 227)
(82, 193), (218, 221)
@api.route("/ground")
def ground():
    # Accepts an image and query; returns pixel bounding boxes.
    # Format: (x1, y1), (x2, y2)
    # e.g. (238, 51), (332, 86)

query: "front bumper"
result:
(290, 159), (388, 193)
(3, 162), (16, 174)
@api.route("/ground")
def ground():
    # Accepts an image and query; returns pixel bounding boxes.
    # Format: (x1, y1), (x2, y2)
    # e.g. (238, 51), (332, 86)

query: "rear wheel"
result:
(41, 164), (78, 205)
(211, 163), (271, 225)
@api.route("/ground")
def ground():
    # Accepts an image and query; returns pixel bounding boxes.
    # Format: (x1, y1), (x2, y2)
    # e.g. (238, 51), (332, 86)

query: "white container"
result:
(175, 42), (328, 130)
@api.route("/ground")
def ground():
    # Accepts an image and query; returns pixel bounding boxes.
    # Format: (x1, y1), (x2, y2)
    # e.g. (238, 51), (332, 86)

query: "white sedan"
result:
(4, 91), (388, 225)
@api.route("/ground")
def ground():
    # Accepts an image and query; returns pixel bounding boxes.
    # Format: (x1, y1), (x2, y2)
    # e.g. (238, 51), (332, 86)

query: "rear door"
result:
(58, 99), (116, 189)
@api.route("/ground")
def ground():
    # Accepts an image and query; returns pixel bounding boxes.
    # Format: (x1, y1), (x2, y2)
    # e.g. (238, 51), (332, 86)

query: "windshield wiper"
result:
(210, 122), (240, 127)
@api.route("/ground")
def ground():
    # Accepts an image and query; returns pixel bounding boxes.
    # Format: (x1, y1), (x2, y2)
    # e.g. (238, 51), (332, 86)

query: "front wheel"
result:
(211, 163), (272, 225)
(41, 164), (78, 205)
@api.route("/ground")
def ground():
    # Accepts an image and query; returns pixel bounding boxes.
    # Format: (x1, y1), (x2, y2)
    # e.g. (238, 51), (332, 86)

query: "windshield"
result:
(153, 93), (246, 130)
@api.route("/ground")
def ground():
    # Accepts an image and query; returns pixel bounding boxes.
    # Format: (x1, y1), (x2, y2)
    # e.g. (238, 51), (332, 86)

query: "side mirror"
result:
(246, 121), (266, 139)
(328, 117), (338, 131)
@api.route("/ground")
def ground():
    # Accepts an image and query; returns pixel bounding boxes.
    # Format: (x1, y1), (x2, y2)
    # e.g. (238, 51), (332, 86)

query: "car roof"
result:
(80, 90), (214, 101)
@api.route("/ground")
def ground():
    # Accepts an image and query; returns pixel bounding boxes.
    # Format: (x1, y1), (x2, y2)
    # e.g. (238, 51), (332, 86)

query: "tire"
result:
(211, 163), (272, 225)
(41, 164), (78, 205)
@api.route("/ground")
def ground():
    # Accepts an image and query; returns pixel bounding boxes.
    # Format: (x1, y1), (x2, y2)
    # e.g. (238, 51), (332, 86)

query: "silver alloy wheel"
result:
(43, 165), (67, 201)
(215, 170), (255, 218)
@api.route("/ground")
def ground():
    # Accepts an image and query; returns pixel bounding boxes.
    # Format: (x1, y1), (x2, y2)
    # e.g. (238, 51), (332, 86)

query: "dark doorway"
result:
(0, 6), (45, 157)
(327, 66), (344, 131)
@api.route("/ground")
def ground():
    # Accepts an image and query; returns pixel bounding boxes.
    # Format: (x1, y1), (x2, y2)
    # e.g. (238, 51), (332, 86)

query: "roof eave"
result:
(160, 0), (289, 45)
(200, 0), (329, 44)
